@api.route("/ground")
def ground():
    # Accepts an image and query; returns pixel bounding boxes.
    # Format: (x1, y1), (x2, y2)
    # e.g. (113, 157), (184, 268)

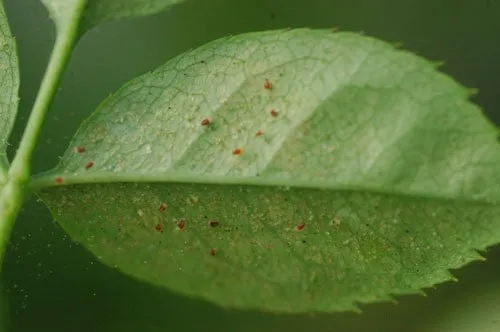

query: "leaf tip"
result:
(392, 41), (404, 49)
(467, 88), (479, 97)
(432, 61), (445, 69)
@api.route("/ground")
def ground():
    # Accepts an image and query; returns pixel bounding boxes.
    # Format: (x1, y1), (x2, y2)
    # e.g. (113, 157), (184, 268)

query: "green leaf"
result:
(35, 29), (500, 312)
(0, 2), (20, 181)
(81, 0), (187, 32)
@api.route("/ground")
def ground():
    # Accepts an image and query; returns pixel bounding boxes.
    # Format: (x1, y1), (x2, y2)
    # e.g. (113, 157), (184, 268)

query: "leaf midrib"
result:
(30, 170), (500, 208)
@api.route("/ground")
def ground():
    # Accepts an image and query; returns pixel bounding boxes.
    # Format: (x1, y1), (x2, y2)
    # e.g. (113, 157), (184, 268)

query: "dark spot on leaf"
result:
(232, 148), (243, 155)
(295, 222), (305, 231)
(270, 109), (279, 117)
(209, 220), (220, 227)
(84, 161), (94, 169)
(255, 130), (264, 137)
(159, 202), (167, 212)
(210, 248), (218, 256)
(264, 79), (272, 90)
(405, 229), (410, 234)
(302, 240), (306, 244)
(177, 219), (186, 230)
(155, 224), (163, 233)
(73, 146), (86, 153)
(201, 118), (211, 126)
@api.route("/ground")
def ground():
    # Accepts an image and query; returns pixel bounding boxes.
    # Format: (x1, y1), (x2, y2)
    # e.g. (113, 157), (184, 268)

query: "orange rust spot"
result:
(270, 109), (279, 117)
(264, 79), (272, 90)
(73, 146), (86, 153)
(155, 223), (164, 233)
(232, 148), (243, 156)
(177, 219), (186, 230)
(54, 177), (64, 184)
(210, 248), (218, 256)
(255, 130), (264, 137)
(159, 202), (167, 212)
(84, 161), (94, 169)
(200, 118), (211, 126)
(295, 222), (306, 231)
(209, 220), (220, 227)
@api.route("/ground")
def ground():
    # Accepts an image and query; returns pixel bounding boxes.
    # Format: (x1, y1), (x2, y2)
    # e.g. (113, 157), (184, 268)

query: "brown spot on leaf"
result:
(210, 248), (218, 256)
(84, 161), (94, 169)
(264, 79), (272, 90)
(159, 202), (167, 212)
(232, 148), (243, 156)
(209, 220), (220, 228)
(177, 219), (186, 230)
(270, 109), (279, 117)
(295, 222), (305, 231)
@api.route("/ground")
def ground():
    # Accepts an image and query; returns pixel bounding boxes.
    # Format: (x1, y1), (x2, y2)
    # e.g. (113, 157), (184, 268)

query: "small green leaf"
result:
(0, 2), (20, 180)
(81, 0), (187, 32)
(36, 29), (500, 312)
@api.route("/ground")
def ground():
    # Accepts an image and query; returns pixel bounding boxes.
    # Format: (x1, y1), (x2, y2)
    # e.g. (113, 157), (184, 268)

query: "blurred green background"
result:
(2, 0), (500, 331)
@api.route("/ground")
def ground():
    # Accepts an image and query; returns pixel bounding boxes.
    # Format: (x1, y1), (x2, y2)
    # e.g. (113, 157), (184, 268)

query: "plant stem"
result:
(0, 6), (84, 269)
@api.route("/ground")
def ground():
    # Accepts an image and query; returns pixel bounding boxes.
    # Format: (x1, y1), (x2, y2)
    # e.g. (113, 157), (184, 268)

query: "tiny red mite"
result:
(155, 224), (164, 233)
(255, 130), (264, 137)
(177, 219), (186, 230)
(84, 161), (94, 169)
(200, 118), (211, 126)
(270, 109), (279, 117)
(54, 177), (64, 184)
(295, 222), (306, 231)
(232, 148), (243, 155)
(73, 146), (87, 153)
(264, 79), (272, 90)
(209, 220), (220, 228)
(73, 146), (86, 153)
(159, 202), (167, 212)
(210, 248), (218, 256)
